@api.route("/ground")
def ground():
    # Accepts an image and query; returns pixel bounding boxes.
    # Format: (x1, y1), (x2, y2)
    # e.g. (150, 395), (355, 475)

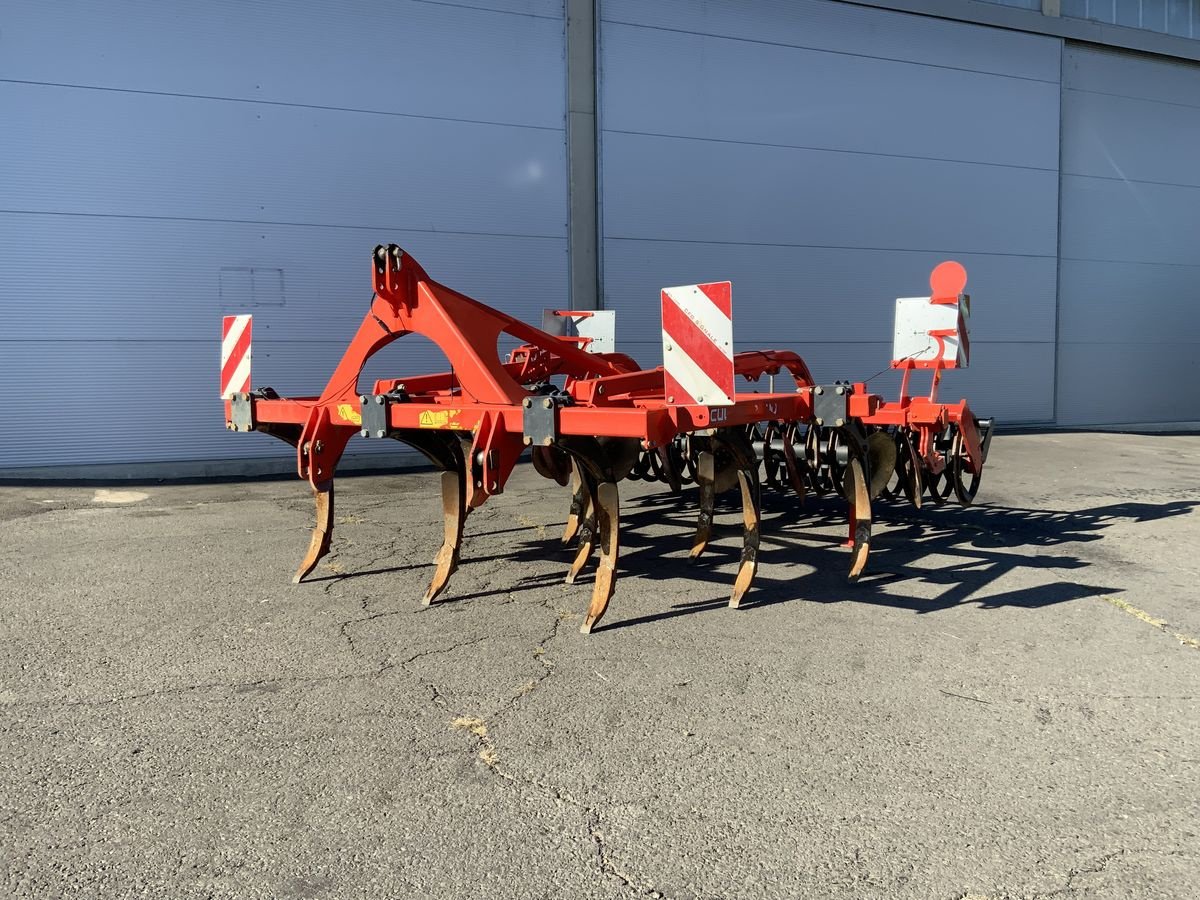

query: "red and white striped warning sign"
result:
(661, 281), (734, 406)
(220, 315), (253, 399)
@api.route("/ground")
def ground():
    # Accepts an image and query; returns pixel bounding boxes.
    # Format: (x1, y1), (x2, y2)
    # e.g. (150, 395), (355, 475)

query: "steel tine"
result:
(562, 459), (590, 545)
(293, 479), (335, 583)
(845, 457), (873, 582)
(730, 466), (761, 608)
(689, 450), (716, 561)
(422, 464), (466, 606)
(565, 474), (598, 584)
(580, 481), (620, 634)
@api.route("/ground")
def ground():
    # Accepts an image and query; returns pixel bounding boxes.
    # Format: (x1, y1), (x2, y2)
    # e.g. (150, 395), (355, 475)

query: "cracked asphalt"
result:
(1, 432), (1198, 899)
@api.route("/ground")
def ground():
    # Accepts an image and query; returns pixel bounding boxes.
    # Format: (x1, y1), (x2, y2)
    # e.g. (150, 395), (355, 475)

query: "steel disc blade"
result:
(866, 432), (898, 500)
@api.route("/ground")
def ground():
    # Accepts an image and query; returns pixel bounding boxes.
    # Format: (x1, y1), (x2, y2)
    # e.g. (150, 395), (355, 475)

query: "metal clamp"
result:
(229, 392), (256, 433)
(522, 394), (569, 447)
(812, 383), (852, 428)
(356, 388), (400, 439)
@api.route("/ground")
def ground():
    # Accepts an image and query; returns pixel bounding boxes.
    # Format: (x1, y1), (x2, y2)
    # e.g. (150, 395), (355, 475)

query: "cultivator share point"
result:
(220, 245), (993, 633)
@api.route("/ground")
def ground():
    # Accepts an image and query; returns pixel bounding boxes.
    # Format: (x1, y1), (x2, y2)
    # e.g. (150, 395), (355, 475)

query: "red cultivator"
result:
(220, 245), (993, 633)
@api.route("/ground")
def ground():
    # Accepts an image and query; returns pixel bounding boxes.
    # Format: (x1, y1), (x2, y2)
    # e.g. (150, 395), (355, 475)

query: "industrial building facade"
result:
(2, 0), (1198, 475)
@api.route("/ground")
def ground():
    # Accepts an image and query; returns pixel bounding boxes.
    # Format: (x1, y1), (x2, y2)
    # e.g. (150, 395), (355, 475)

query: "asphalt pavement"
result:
(1, 432), (1197, 899)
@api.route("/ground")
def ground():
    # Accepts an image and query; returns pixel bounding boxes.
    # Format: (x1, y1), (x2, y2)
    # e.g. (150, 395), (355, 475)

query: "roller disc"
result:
(950, 430), (982, 506)
(531, 445), (571, 486)
(866, 431), (898, 500)
(898, 430), (923, 509)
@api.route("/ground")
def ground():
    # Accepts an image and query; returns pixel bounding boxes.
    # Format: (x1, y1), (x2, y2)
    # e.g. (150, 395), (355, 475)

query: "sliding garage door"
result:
(0, 0), (567, 470)
(597, 0), (1062, 423)
(1057, 45), (1200, 426)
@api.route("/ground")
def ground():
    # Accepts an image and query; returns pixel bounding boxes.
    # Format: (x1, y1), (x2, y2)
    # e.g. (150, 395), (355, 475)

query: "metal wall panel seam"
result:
(0, 210), (571, 241)
(565, 0), (600, 310)
(0, 78), (563, 133)
(602, 237), (1057, 258)
(593, 17), (1061, 84)
(1063, 83), (1200, 110)
(409, 0), (563, 18)
(1052, 38), (1066, 425)
(1060, 171), (1200, 193)
(593, 0), (608, 310)
(596, 129), (1058, 173)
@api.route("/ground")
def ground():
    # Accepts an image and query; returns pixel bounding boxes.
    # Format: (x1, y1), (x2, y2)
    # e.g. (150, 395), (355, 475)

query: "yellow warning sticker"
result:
(418, 409), (461, 429)
(336, 404), (362, 426)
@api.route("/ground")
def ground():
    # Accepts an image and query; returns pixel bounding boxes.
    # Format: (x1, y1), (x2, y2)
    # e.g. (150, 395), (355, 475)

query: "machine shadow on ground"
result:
(483, 490), (1197, 632)
(301, 476), (1196, 633)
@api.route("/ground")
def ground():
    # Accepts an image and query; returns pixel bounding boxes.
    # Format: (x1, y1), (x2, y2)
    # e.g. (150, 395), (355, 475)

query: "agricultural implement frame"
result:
(222, 244), (992, 633)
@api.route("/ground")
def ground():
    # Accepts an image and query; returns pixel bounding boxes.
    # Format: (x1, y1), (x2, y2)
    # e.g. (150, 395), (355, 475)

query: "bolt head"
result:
(836, 386), (845, 395)
(542, 398), (553, 410)
(361, 429), (369, 438)
(375, 395), (385, 405)
(523, 436), (533, 445)
(542, 437), (553, 446)
(815, 418), (824, 426)
(360, 395), (368, 404)
(375, 429), (386, 438)
(523, 398), (532, 409)
(814, 386), (824, 395)
(835, 418), (845, 427)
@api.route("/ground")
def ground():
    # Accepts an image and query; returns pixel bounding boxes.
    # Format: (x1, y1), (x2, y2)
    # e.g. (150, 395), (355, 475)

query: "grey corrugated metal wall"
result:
(596, 0), (1062, 424)
(0, 0), (567, 470)
(5, 1), (1200, 476)
(1057, 45), (1200, 424)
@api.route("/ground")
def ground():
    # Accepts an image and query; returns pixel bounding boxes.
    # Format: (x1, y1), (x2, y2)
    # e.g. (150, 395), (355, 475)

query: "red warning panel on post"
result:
(221, 314), (252, 399)
(661, 281), (734, 407)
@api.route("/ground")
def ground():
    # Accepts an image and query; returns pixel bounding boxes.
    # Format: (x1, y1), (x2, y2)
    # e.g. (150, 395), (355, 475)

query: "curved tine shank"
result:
(422, 464), (466, 606)
(730, 467), (761, 608)
(562, 459), (590, 545)
(565, 473), (599, 585)
(689, 450), (717, 561)
(846, 457), (873, 582)
(580, 481), (621, 634)
(293, 480), (335, 583)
